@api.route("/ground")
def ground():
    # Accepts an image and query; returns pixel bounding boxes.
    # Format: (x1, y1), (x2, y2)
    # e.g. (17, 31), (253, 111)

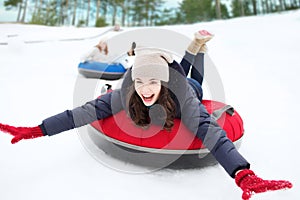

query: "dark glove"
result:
(127, 42), (136, 56)
(0, 123), (44, 144)
(235, 169), (292, 200)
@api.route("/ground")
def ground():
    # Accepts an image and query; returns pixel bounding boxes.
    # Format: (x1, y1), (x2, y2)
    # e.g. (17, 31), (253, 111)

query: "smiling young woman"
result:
(0, 30), (292, 200)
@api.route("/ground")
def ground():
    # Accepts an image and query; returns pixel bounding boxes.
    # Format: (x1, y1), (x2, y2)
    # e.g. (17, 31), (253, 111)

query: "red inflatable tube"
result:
(90, 99), (244, 153)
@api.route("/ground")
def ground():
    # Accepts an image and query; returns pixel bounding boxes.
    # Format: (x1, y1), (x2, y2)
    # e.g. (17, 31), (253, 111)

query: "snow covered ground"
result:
(1, 10), (300, 200)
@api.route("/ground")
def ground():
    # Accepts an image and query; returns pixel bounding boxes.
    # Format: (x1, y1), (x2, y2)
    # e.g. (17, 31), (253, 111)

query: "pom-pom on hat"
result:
(131, 47), (174, 82)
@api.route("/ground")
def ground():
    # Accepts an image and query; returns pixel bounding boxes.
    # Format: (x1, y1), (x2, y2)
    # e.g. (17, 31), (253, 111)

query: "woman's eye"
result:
(150, 81), (159, 85)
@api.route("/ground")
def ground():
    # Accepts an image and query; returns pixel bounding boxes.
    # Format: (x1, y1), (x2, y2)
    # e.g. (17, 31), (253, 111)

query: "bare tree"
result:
(21, 0), (28, 22)
(215, 0), (222, 19)
(65, 0), (69, 25)
(252, 0), (257, 14)
(33, 0), (38, 15)
(239, 0), (245, 16)
(111, 0), (118, 25)
(118, 0), (127, 26)
(60, 0), (70, 25)
(17, 1), (22, 22)
(95, 0), (101, 24)
(265, 0), (270, 13)
(86, 0), (91, 26)
(72, 0), (78, 25)
(59, 0), (64, 25)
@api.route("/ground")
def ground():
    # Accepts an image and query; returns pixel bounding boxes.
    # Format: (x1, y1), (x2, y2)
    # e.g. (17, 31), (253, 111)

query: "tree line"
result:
(3, 0), (300, 27)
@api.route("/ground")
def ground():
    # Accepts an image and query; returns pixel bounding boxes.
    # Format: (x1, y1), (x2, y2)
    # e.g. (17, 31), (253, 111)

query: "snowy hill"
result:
(0, 10), (300, 200)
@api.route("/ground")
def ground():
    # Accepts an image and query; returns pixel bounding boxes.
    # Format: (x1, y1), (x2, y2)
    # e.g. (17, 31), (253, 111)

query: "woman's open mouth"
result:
(142, 94), (154, 102)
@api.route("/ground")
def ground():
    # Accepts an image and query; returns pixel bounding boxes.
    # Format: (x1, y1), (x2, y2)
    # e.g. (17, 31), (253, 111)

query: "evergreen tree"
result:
(4, 0), (23, 22)
(30, 0), (59, 26)
(231, 0), (252, 17)
(180, 0), (215, 23)
(5, 0), (300, 26)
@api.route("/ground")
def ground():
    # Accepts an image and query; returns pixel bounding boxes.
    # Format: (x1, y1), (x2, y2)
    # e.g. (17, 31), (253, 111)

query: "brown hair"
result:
(126, 84), (176, 131)
(96, 42), (108, 55)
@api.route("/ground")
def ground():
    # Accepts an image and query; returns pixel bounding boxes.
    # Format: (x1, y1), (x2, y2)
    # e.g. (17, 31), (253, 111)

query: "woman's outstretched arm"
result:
(0, 90), (123, 143)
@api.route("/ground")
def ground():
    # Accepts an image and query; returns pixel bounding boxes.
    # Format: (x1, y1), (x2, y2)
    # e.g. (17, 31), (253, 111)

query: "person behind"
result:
(81, 40), (109, 63)
(113, 24), (121, 32)
(81, 39), (136, 70)
(0, 30), (292, 200)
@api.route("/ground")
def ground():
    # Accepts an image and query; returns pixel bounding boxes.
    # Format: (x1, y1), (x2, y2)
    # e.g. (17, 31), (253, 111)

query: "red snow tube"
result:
(90, 99), (244, 153)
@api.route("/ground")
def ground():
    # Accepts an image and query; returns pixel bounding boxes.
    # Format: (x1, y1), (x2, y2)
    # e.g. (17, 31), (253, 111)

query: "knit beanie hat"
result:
(131, 48), (174, 82)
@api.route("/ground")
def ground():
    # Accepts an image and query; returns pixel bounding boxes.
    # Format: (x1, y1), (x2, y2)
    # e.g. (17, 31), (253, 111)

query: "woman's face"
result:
(99, 42), (107, 49)
(134, 77), (161, 106)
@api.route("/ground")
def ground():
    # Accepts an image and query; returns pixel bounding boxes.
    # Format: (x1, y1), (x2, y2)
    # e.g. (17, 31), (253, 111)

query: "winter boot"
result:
(199, 44), (208, 54)
(187, 30), (214, 55)
(197, 30), (214, 54)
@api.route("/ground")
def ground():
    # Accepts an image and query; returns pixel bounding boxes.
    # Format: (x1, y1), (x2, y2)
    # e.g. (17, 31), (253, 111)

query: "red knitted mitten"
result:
(235, 169), (292, 200)
(0, 123), (44, 144)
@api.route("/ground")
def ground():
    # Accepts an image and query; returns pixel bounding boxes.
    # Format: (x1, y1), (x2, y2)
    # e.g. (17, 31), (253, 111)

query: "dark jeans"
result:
(180, 52), (204, 101)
